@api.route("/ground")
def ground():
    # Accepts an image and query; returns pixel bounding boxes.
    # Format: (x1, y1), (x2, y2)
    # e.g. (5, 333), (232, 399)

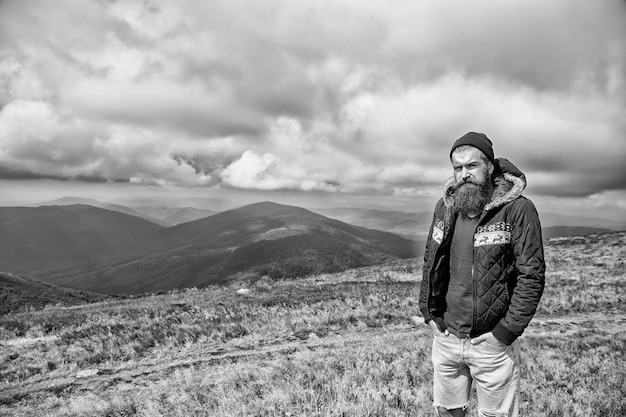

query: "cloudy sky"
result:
(0, 0), (625, 218)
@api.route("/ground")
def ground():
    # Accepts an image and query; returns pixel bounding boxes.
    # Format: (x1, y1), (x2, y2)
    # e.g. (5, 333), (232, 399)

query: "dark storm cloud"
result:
(0, 164), (120, 184)
(71, 173), (111, 183)
(0, 165), (67, 181)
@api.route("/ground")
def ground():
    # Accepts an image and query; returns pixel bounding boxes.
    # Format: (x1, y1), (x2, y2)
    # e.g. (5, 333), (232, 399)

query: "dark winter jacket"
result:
(418, 158), (545, 345)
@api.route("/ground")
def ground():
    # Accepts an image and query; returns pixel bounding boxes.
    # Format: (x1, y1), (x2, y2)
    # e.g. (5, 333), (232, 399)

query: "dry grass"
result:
(0, 232), (624, 416)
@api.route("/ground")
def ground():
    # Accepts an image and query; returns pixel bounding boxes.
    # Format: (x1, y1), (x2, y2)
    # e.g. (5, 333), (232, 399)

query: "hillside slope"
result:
(37, 197), (168, 225)
(0, 205), (166, 274)
(0, 271), (110, 315)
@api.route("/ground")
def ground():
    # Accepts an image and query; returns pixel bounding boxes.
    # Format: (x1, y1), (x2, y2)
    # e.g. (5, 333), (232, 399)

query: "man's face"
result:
(450, 146), (494, 216)
(451, 147), (493, 187)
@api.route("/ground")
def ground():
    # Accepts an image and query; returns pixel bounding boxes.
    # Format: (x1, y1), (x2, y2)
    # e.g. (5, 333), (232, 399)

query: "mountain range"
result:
(2, 197), (623, 298)
(0, 202), (419, 295)
(33, 196), (626, 238)
(36, 197), (216, 226)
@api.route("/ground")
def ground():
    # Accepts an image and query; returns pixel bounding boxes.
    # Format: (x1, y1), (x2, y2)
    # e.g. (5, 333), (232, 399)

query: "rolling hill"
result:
(0, 205), (165, 273)
(1, 202), (419, 294)
(38, 197), (217, 227)
(0, 271), (111, 315)
(37, 197), (169, 226)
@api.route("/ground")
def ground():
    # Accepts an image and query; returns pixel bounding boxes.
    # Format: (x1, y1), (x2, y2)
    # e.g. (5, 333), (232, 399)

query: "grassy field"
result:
(0, 232), (624, 416)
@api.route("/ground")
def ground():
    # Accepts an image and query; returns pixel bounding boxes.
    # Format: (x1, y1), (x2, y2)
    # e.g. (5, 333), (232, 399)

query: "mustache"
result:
(451, 179), (481, 192)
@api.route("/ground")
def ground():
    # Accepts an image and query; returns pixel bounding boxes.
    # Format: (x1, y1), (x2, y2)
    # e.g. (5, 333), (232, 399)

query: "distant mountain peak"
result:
(246, 201), (281, 207)
(39, 196), (103, 206)
(231, 201), (319, 218)
(237, 201), (303, 210)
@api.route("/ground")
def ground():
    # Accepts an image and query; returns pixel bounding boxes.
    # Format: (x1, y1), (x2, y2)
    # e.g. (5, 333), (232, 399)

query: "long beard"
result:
(451, 179), (493, 216)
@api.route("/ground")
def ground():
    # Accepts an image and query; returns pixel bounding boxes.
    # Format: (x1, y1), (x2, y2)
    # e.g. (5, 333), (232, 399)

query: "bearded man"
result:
(418, 132), (545, 417)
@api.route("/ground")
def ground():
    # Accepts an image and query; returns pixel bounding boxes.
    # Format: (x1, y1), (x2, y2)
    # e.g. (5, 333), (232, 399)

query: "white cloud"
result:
(0, 0), (624, 206)
(0, 101), (101, 177)
(0, 55), (50, 102)
(0, 100), (240, 186)
(221, 150), (285, 190)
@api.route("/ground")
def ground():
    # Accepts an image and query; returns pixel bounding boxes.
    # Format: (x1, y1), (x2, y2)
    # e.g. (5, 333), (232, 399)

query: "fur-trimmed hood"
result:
(442, 158), (526, 212)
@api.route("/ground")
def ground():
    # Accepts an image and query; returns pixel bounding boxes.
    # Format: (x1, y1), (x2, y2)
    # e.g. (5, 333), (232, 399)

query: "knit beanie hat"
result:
(449, 132), (495, 165)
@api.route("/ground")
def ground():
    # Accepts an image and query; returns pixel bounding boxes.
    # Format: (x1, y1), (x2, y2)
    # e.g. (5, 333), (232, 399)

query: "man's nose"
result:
(461, 168), (471, 180)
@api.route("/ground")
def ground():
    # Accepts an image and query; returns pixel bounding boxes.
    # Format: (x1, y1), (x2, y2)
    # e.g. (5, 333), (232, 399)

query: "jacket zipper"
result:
(470, 213), (484, 337)
(470, 263), (475, 337)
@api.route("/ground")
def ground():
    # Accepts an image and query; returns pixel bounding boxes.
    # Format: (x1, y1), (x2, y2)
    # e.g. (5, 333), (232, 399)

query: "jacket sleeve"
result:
(492, 198), (545, 344)
(418, 210), (437, 322)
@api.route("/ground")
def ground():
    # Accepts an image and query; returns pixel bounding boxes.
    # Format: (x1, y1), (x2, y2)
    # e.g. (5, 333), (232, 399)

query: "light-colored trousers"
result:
(432, 332), (521, 417)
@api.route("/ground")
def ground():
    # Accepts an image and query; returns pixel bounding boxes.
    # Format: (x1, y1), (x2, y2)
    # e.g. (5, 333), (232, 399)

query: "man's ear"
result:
(488, 161), (495, 176)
